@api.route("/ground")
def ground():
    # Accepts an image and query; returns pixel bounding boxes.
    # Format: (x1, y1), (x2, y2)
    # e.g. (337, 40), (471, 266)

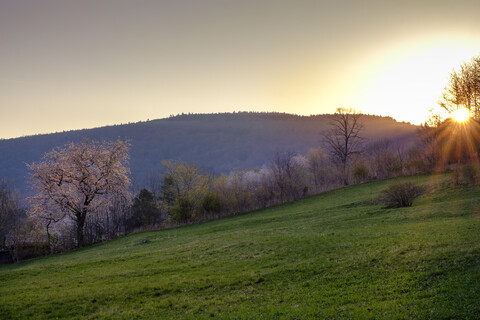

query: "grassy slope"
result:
(1, 174), (479, 319)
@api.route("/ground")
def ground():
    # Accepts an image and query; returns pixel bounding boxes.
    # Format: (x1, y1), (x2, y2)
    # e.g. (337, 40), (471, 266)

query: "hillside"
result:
(0, 112), (417, 195)
(1, 174), (479, 319)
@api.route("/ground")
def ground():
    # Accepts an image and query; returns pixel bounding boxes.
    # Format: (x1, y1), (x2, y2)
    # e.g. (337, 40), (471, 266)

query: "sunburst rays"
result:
(423, 119), (480, 173)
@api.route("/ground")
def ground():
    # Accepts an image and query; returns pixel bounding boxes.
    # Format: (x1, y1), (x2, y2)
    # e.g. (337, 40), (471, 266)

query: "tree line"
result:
(0, 109), (423, 260)
(0, 112), (477, 262)
(2, 54), (480, 262)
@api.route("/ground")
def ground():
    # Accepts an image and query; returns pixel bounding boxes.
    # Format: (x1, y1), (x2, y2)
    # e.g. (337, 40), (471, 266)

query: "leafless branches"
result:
(439, 55), (480, 120)
(323, 107), (363, 185)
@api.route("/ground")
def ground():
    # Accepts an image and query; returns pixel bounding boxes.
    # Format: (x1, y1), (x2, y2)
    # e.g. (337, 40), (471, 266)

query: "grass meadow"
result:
(1, 174), (479, 319)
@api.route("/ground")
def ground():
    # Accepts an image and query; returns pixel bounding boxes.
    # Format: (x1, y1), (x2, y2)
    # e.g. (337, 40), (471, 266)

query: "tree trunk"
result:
(46, 219), (52, 253)
(76, 211), (87, 248)
(342, 161), (349, 186)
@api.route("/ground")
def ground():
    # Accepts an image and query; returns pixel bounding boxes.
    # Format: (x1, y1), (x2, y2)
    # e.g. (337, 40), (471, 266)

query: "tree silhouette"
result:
(323, 108), (363, 185)
(439, 55), (480, 119)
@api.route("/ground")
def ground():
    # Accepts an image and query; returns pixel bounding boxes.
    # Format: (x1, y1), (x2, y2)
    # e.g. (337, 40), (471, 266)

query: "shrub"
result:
(451, 164), (478, 186)
(170, 196), (194, 222)
(461, 164), (477, 186)
(201, 193), (221, 216)
(379, 182), (424, 208)
(353, 163), (370, 184)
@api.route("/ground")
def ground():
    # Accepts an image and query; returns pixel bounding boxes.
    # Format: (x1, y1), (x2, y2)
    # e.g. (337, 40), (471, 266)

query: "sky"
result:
(1, 0), (479, 139)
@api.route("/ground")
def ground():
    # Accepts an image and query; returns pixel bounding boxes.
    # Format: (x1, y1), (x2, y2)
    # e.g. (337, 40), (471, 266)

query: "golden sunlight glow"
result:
(359, 37), (479, 124)
(452, 108), (470, 123)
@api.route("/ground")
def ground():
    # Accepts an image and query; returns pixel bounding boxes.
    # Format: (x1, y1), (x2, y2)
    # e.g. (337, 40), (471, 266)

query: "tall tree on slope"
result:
(323, 108), (363, 185)
(28, 140), (130, 248)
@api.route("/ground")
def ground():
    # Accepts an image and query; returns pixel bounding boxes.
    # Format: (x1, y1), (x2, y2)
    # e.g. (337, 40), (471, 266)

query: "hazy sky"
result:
(1, 0), (479, 138)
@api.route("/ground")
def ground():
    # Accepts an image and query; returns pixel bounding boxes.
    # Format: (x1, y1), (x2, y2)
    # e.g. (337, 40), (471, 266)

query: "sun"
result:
(452, 108), (470, 123)
(358, 36), (478, 125)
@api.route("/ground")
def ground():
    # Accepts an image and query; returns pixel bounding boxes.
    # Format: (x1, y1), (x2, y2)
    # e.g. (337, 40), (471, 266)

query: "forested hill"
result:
(0, 112), (418, 194)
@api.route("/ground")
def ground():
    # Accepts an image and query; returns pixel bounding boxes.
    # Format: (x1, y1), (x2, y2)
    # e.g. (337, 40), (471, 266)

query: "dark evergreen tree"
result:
(128, 189), (162, 230)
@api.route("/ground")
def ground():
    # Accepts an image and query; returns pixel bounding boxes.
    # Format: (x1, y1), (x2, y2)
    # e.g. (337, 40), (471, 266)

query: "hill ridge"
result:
(0, 112), (418, 194)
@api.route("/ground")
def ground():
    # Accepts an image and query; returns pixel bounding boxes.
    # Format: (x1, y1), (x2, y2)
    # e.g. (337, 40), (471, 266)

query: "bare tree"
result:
(28, 140), (131, 248)
(323, 107), (363, 185)
(367, 139), (399, 179)
(0, 179), (20, 248)
(146, 169), (162, 203)
(270, 151), (308, 202)
(228, 169), (252, 213)
(439, 55), (480, 120)
(306, 147), (333, 192)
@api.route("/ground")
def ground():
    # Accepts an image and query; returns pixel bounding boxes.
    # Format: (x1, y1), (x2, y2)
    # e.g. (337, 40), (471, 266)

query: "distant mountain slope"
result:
(0, 112), (418, 194)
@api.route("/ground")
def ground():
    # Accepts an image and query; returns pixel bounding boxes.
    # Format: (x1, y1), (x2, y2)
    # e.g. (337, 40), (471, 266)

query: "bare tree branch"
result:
(323, 108), (363, 185)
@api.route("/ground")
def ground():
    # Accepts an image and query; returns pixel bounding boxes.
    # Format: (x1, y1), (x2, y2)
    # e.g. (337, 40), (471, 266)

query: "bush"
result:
(201, 193), (221, 216)
(353, 163), (369, 184)
(451, 164), (478, 186)
(461, 164), (477, 186)
(170, 196), (194, 222)
(379, 182), (424, 208)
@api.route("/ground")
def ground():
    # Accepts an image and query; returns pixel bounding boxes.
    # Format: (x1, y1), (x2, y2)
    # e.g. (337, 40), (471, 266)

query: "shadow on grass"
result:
(415, 245), (480, 318)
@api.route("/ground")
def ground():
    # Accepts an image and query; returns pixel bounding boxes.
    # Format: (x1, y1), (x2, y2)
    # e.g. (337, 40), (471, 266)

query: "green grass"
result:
(1, 174), (480, 319)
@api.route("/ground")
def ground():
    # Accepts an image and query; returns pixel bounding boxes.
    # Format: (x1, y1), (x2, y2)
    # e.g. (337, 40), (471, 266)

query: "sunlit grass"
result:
(1, 174), (479, 319)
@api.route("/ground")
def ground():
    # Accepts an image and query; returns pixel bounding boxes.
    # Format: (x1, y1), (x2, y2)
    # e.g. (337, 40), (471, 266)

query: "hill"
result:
(0, 112), (418, 194)
(1, 174), (479, 319)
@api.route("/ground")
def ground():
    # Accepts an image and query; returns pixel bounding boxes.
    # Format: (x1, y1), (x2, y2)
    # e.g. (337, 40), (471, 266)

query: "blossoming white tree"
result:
(28, 140), (130, 247)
